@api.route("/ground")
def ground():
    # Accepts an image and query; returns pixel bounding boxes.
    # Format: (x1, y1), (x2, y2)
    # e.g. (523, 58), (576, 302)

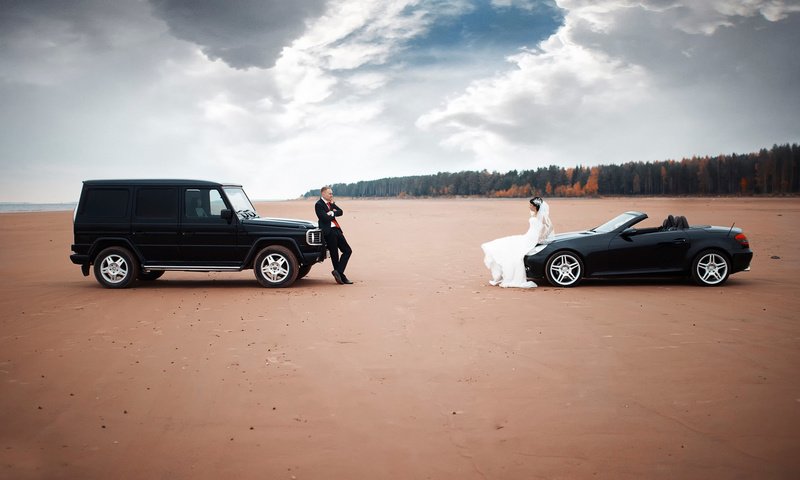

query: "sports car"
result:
(524, 211), (753, 287)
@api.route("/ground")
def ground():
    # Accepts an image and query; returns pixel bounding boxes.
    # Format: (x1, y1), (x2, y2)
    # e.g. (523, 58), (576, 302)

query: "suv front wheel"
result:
(254, 246), (299, 288)
(94, 247), (139, 289)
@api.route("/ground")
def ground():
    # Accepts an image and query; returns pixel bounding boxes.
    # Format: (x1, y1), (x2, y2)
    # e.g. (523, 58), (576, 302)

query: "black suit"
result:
(315, 198), (352, 276)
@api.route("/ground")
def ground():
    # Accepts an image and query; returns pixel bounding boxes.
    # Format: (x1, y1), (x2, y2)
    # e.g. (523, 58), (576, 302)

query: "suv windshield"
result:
(223, 187), (259, 219)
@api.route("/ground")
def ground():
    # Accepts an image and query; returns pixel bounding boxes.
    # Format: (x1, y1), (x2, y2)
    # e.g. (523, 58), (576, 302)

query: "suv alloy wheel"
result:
(94, 247), (139, 289)
(254, 246), (299, 288)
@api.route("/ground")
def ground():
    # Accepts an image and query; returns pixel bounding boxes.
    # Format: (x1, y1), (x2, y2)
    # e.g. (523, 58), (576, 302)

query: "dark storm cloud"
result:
(0, 1), (149, 50)
(148, 0), (328, 69)
(569, 5), (800, 90)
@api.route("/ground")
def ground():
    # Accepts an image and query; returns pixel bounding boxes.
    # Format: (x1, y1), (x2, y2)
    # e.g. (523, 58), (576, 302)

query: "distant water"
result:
(0, 202), (77, 213)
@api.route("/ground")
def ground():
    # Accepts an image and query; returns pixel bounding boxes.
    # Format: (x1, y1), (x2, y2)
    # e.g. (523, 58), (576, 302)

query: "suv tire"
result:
(254, 246), (299, 288)
(94, 247), (139, 289)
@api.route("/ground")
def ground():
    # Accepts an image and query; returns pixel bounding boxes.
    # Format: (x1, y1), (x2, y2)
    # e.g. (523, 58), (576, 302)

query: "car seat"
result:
(661, 214), (676, 230)
(675, 215), (689, 229)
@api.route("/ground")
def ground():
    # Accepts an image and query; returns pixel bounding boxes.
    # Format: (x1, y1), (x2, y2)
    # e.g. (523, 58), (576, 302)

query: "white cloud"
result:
(417, 36), (651, 153)
(0, 0), (797, 202)
(558, 0), (800, 35)
(416, 0), (800, 169)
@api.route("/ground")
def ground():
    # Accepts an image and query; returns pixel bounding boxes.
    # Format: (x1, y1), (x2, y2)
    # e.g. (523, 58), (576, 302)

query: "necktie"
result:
(327, 202), (341, 229)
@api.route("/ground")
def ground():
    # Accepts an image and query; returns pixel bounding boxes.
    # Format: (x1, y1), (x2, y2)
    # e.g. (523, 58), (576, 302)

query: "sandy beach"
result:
(1, 197), (798, 479)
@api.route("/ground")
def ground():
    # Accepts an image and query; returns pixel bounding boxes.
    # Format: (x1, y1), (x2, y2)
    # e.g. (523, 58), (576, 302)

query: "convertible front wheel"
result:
(691, 250), (730, 286)
(545, 251), (583, 287)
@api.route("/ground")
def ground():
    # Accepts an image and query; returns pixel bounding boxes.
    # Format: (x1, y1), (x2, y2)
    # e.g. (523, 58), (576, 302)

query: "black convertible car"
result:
(524, 212), (753, 287)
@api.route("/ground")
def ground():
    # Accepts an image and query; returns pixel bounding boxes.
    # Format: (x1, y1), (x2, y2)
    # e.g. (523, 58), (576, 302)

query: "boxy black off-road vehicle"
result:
(70, 180), (325, 288)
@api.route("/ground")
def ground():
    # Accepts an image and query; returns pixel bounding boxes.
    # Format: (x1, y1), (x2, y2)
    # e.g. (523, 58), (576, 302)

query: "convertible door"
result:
(604, 230), (690, 274)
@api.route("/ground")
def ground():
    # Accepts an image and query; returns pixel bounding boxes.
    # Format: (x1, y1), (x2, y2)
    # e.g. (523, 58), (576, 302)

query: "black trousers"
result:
(325, 228), (352, 275)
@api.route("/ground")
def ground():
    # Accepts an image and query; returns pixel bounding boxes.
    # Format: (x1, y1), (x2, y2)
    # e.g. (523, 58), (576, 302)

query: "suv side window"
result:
(135, 188), (178, 220)
(81, 188), (129, 218)
(184, 188), (227, 221)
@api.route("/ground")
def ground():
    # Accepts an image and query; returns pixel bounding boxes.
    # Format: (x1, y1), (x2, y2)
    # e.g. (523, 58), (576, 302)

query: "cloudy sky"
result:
(1, 0), (799, 202)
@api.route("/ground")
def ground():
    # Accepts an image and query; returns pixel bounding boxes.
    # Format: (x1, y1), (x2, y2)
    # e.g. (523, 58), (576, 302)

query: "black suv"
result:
(70, 179), (325, 288)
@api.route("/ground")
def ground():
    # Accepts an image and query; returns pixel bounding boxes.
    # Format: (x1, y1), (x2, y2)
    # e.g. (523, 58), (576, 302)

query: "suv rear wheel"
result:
(254, 246), (299, 288)
(94, 247), (138, 289)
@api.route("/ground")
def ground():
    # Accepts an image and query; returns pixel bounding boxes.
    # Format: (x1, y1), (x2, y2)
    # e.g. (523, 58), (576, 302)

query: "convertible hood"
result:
(549, 230), (594, 242)
(243, 217), (316, 229)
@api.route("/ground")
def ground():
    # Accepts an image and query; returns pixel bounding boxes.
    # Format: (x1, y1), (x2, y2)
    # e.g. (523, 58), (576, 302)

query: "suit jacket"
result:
(315, 198), (344, 235)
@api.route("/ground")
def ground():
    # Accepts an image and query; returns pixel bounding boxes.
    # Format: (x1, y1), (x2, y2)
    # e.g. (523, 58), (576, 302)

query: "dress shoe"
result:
(331, 270), (344, 285)
(341, 275), (353, 284)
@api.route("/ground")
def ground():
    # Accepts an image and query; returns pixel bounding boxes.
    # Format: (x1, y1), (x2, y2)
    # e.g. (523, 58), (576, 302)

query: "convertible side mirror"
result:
(621, 227), (637, 238)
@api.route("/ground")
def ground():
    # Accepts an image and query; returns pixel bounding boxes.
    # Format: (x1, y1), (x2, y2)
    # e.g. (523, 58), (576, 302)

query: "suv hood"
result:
(244, 217), (317, 229)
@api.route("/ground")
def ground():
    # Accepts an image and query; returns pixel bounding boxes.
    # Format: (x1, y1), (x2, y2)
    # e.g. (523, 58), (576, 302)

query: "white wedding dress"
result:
(481, 202), (554, 288)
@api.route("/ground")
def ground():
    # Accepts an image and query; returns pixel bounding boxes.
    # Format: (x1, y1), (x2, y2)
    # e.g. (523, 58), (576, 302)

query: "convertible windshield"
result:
(592, 212), (639, 233)
(223, 187), (259, 219)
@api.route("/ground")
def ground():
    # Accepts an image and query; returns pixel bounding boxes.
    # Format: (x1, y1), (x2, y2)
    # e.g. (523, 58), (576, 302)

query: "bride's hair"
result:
(529, 196), (543, 210)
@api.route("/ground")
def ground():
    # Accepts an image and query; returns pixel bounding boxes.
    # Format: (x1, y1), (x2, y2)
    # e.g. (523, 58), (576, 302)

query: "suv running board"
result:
(143, 265), (243, 272)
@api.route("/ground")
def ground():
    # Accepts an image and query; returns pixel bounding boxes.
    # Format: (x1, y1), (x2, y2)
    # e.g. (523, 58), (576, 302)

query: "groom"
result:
(315, 186), (353, 285)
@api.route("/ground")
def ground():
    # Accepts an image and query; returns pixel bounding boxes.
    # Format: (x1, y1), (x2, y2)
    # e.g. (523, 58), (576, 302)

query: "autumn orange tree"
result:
(304, 144), (800, 198)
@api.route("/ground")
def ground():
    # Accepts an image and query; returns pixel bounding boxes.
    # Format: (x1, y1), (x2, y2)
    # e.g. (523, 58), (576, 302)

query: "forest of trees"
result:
(303, 143), (800, 198)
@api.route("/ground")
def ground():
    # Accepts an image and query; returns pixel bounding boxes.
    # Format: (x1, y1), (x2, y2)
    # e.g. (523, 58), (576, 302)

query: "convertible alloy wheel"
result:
(691, 250), (730, 286)
(545, 252), (583, 287)
(254, 246), (299, 288)
(93, 247), (138, 289)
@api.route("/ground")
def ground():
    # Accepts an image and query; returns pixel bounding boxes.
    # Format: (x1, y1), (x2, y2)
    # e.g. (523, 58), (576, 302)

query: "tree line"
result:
(303, 143), (800, 198)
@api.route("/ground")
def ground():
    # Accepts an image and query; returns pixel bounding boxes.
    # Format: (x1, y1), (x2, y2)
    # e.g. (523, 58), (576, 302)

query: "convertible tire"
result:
(545, 251), (584, 287)
(297, 264), (312, 279)
(254, 246), (299, 288)
(94, 247), (139, 289)
(691, 249), (730, 286)
(138, 270), (165, 281)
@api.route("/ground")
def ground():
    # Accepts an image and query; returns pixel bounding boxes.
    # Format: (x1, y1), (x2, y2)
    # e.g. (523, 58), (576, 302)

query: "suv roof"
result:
(82, 179), (242, 188)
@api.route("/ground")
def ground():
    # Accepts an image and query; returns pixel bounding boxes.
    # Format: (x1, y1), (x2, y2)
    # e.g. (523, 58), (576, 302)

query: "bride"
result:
(481, 197), (554, 288)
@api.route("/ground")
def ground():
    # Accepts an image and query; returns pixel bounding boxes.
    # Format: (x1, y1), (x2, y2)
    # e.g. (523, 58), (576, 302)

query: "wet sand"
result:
(1, 197), (798, 479)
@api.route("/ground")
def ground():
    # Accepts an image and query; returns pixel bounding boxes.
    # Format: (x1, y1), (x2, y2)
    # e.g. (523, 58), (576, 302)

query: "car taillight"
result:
(735, 233), (749, 248)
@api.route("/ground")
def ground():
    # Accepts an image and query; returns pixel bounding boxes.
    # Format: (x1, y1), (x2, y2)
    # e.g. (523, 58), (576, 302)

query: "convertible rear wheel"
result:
(545, 251), (583, 287)
(691, 250), (730, 286)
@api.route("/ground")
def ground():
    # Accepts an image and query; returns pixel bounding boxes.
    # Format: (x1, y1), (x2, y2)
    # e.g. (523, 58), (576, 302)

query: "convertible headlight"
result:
(526, 244), (548, 256)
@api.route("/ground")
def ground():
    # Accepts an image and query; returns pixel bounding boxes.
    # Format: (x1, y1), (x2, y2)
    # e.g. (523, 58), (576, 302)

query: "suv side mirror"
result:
(221, 209), (233, 223)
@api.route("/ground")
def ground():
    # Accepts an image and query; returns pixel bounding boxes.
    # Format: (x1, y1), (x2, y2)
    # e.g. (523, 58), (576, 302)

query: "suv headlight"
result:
(306, 229), (323, 246)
